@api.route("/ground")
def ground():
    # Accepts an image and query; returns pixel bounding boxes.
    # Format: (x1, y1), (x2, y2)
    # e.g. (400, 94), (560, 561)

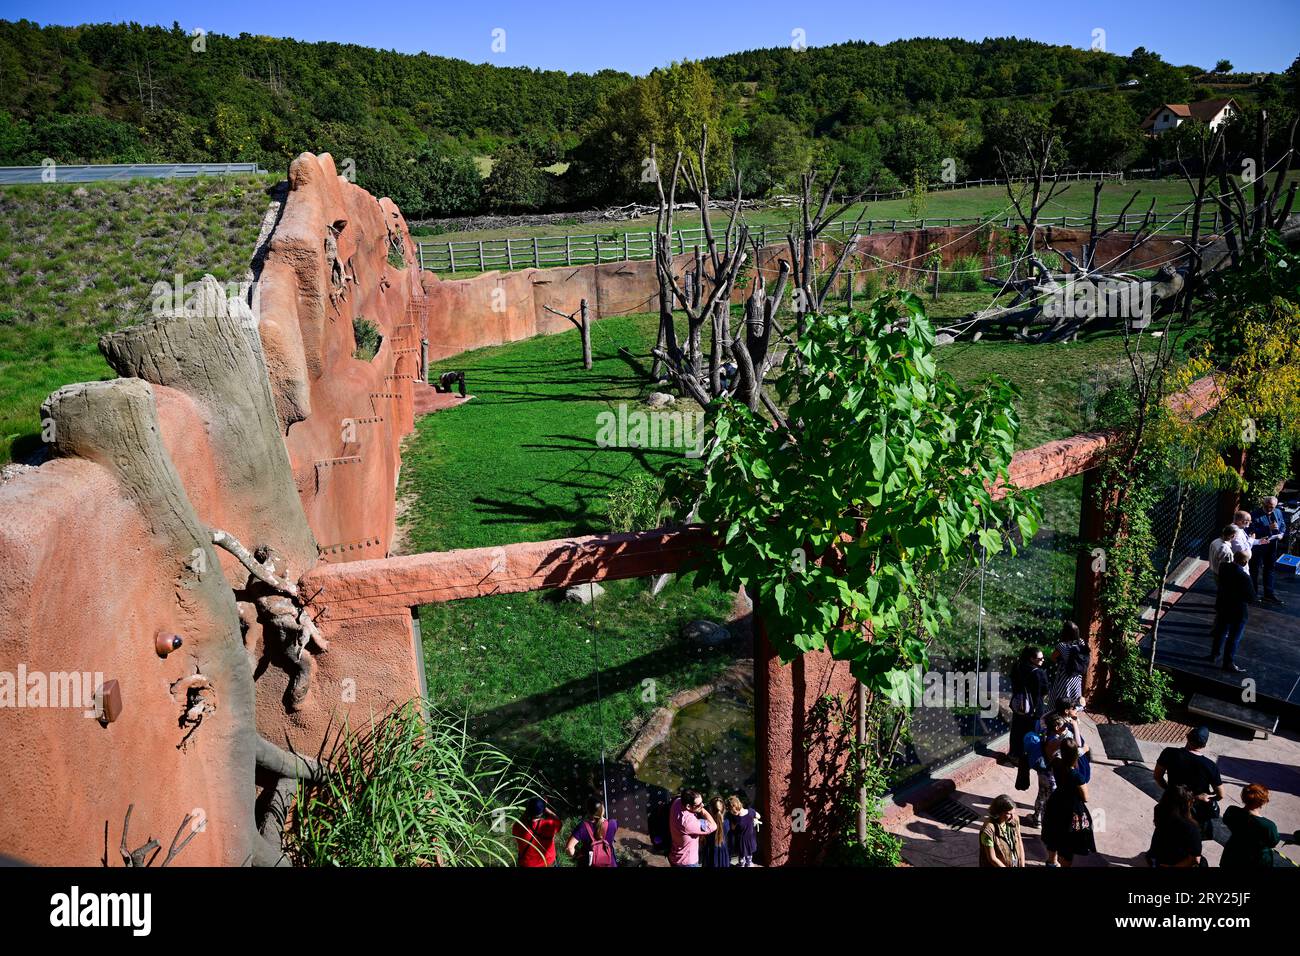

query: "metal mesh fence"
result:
(1143, 482), (1222, 615)
(888, 475), (1084, 788)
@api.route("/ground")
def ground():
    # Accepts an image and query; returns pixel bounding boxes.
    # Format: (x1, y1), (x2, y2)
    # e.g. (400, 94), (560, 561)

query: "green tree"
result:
(735, 113), (815, 195)
(678, 293), (1039, 695)
(483, 145), (548, 212)
(885, 114), (943, 183)
(566, 60), (728, 204)
(1051, 91), (1143, 170)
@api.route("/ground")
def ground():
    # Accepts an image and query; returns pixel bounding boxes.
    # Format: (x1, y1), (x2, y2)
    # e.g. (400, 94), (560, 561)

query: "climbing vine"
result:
(808, 691), (903, 867)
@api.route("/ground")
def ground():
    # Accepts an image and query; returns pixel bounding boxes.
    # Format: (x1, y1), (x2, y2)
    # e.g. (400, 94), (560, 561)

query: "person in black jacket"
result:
(1007, 645), (1048, 762)
(1154, 726), (1224, 839)
(1149, 784), (1203, 867)
(1208, 551), (1256, 673)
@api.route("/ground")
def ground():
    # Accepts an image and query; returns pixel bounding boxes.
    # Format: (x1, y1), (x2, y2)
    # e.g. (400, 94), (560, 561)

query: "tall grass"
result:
(941, 254), (986, 292)
(289, 703), (536, 867)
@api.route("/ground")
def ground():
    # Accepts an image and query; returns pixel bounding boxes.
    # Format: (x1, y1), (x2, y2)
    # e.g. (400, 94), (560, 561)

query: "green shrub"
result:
(942, 254), (984, 292)
(604, 472), (666, 532)
(289, 703), (535, 867)
(1244, 421), (1296, 503)
(1109, 634), (1179, 724)
(352, 315), (382, 361)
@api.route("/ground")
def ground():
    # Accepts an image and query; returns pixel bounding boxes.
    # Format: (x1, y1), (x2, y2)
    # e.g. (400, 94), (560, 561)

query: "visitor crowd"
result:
(511, 790), (762, 867)
(994, 620), (1292, 867)
(514, 498), (1294, 873)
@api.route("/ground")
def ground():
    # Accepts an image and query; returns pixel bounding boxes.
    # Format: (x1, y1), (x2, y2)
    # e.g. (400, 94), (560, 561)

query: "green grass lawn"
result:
(0, 174), (276, 463)
(412, 174), (1295, 258)
(402, 311), (738, 802)
(399, 300), (1170, 803)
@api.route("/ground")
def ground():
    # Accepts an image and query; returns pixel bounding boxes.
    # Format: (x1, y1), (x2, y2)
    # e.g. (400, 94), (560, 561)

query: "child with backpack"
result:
(566, 797), (618, 867)
(1024, 715), (1061, 829)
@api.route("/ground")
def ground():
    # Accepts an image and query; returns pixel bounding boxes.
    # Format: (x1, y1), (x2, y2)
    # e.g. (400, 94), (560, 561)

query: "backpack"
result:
(1010, 690), (1032, 715)
(581, 819), (615, 868)
(1023, 730), (1046, 771)
(1063, 640), (1090, 679)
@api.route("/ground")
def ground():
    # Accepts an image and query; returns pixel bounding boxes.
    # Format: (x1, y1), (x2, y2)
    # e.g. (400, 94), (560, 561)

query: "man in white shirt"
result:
(1229, 510), (1257, 562)
(1208, 525), (1236, 579)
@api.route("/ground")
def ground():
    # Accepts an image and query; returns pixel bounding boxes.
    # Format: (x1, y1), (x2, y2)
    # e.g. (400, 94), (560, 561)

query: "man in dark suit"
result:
(1209, 551), (1256, 673)
(1249, 496), (1287, 605)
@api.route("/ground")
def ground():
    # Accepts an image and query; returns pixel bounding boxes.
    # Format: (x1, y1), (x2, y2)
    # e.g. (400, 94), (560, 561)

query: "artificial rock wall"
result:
(0, 152), (428, 865)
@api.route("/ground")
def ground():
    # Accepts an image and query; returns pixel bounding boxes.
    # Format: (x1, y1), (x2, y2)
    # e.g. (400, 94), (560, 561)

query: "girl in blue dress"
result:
(728, 794), (760, 867)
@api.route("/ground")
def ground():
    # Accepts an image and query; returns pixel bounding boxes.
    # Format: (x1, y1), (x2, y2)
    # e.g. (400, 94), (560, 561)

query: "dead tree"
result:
(649, 127), (751, 406)
(1212, 110), (1299, 269)
(784, 168), (871, 337)
(995, 130), (1071, 283)
(544, 298), (592, 369)
(730, 240), (791, 421)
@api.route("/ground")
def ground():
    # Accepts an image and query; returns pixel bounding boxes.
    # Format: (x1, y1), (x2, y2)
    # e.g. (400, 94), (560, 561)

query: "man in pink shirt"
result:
(668, 788), (717, 867)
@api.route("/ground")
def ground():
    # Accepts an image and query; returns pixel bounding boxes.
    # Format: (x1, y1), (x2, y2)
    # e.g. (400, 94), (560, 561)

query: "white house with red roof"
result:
(1141, 98), (1237, 134)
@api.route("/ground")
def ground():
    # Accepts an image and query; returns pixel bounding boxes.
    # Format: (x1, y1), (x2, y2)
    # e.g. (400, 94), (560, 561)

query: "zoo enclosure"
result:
(416, 207), (1214, 274)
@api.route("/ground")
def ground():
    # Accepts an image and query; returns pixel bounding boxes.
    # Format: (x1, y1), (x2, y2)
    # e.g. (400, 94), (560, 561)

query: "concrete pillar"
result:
(755, 615), (859, 866)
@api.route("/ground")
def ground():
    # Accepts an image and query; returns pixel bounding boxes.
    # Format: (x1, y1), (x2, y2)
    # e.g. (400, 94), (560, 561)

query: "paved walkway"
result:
(889, 716), (1300, 867)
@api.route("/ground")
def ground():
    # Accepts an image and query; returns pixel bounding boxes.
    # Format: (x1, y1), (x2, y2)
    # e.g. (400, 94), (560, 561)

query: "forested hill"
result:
(0, 20), (628, 164)
(705, 37), (1153, 116)
(2, 20), (1290, 217)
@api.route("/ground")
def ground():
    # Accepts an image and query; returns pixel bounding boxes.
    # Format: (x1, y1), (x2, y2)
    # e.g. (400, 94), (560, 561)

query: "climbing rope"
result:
(589, 582), (611, 814)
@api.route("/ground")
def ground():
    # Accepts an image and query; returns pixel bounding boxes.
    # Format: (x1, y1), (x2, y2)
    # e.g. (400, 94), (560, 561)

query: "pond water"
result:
(635, 683), (757, 798)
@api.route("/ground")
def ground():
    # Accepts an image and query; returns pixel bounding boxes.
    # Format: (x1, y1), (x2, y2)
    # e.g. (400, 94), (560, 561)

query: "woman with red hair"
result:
(1221, 784), (1281, 868)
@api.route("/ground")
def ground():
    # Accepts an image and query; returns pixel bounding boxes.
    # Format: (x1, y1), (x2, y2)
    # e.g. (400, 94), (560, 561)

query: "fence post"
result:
(623, 232), (629, 261)
(506, 238), (514, 271)
(580, 298), (592, 369)
(478, 241), (484, 271)
(566, 235), (572, 266)
(418, 243), (425, 272)
(533, 236), (540, 268)
(449, 244), (456, 273)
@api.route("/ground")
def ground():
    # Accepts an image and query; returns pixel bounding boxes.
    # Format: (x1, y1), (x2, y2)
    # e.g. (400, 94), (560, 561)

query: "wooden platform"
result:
(1143, 560), (1300, 719)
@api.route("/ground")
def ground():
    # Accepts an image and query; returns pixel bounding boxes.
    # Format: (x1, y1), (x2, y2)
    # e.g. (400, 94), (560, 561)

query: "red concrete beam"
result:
(303, 525), (714, 622)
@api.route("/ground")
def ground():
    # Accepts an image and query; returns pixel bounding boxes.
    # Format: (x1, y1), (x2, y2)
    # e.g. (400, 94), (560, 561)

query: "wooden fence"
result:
(416, 205), (1216, 274)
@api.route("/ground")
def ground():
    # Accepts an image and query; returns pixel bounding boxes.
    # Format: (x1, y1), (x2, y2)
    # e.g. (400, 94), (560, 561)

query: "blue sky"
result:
(2, 0), (1296, 74)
